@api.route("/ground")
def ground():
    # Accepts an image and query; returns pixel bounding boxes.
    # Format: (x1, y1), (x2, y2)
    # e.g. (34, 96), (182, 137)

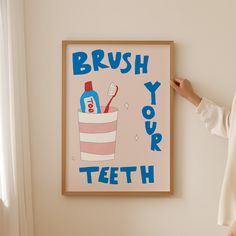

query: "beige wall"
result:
(24, 0), (236, 235)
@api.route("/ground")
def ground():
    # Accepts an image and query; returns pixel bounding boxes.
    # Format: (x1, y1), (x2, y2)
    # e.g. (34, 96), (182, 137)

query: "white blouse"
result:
(196, 93), (236, 226)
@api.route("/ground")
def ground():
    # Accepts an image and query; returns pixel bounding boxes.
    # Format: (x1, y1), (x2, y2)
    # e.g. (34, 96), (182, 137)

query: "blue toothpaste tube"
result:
(80, 81), (101, 113)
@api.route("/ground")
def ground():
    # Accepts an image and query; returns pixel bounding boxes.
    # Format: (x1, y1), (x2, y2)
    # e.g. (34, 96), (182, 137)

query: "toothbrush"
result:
(104, 83), (119, 113)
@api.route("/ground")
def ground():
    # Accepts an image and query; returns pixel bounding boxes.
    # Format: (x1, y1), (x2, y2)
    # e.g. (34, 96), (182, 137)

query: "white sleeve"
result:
(196, 97), (231, 139)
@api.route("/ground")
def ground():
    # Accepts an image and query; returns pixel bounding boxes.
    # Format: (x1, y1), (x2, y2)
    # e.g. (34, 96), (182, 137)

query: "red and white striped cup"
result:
(78, 107), (118, 161)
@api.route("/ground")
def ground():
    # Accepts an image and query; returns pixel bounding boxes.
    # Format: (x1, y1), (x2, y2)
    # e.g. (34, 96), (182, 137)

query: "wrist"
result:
(187, 93), (202, 107)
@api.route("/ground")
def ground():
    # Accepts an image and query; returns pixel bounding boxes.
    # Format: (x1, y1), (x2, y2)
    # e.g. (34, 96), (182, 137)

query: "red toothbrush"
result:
(104, 83), (119, 113)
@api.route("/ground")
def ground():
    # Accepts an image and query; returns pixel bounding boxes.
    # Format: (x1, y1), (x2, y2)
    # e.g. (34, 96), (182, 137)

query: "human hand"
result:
(170, 77), (202, 107)
(229, 221), (236, 236)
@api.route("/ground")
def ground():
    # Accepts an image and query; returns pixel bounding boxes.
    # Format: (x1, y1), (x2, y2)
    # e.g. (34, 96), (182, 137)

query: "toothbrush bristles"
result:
(108, 82), (117, 96)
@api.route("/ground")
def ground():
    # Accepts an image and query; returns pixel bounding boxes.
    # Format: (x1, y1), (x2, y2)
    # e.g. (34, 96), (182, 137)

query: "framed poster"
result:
(62, 40), (174, 195)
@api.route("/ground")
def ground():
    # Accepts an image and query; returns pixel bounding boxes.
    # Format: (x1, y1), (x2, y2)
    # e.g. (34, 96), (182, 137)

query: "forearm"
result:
(170, 78), (231, 138)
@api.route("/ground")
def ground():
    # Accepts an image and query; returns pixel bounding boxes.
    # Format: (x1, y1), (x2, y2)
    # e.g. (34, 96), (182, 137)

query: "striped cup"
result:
(78, 107), (118, 161)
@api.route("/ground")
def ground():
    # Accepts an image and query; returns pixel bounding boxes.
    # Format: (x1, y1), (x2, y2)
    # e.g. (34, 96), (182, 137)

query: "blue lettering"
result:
(79, 166), (156, 185)
(145, 121), (157, 135)
(79, 167), (99, 184)
(108, 52), (122, 69)
(135, 55), (149, 74)
(120, 52), (131, 74)
(110, 167), (119, 184)
(151, 133), (162, 151)
(142, 106), (155, 119)
(120, 166), (137, 183)
(140, 165), (154, 184)
(72, 51), (149, 75)
(92, 49), (109, 71)
(144, 81), (161, 105)
(72, 52), (91, 75)
(98, 167), (109, 183)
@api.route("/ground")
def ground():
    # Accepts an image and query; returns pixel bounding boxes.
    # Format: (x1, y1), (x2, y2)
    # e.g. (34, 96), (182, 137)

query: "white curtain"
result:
(0, 0), (34, 235)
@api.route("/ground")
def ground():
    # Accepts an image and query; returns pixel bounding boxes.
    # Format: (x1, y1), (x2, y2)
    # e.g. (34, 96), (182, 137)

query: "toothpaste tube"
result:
(80, 81), (101, 113)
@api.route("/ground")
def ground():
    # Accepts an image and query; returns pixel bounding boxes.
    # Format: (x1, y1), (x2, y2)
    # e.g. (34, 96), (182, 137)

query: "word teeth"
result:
(79, 165), (155, 184)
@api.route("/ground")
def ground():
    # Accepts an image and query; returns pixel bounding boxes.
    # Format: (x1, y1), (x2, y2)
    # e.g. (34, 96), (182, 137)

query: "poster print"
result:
(62, 40), (174, 195)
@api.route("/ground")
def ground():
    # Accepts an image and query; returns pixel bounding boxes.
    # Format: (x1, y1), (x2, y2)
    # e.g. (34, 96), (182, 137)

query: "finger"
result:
(175, 77), (185, 84)
(170, 80), (179, 91)
(175, 77), (185, 81)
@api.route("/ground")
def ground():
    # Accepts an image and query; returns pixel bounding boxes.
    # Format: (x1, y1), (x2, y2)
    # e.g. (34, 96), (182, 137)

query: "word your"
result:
(72, 49), (149, 75)
(142, 81), (162, 151)
(79, 165), (155, 184)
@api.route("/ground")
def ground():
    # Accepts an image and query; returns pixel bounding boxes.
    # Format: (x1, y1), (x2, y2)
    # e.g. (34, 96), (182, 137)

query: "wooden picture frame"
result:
(62, 40), (174, 196)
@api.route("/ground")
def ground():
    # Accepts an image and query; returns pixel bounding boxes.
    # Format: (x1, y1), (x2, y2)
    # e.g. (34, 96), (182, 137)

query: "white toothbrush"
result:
(104, 83), (119, 113)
